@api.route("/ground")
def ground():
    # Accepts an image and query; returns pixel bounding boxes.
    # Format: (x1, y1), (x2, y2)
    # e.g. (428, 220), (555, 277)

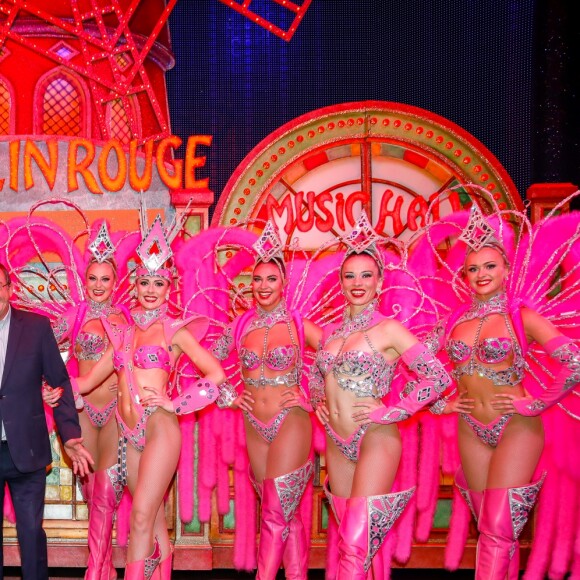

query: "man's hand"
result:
(63, 438), (94, 477)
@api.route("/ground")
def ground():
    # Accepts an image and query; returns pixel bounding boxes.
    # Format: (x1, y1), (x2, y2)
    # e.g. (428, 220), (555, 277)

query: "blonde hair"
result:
(85, 257), (118, 278)
(464, 241), (511, 272)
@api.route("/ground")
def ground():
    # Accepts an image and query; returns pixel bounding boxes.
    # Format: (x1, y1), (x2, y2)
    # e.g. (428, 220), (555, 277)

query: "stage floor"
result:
(2, 568), (480, 579)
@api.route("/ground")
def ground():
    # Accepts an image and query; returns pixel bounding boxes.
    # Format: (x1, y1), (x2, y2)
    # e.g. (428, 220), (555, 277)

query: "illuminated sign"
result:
(0, 135), (212, 195)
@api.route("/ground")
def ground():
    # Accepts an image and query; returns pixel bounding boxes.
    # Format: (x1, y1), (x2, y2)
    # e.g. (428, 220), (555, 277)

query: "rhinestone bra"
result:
(241, 300), (301, 388)
(316, 300), (396, 399)
(449, 293), (525, 386)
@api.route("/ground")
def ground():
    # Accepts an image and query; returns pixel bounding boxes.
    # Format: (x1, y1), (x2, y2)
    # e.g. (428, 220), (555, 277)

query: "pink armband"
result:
(543, 335), (573, 355)
(69, 377), (84, 410)
(401, 342), (426, 365)
(514, 339), (580, 416)
(172, 379), (219, 415)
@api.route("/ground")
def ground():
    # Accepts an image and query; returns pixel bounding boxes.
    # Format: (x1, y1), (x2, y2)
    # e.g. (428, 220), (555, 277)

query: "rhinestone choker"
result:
(247, 299), (290, 332)
(330, 299), (379, 340)
(85, 298), (119, 322)
(132, 303), (169, 330)
(458, 292), (508, 323)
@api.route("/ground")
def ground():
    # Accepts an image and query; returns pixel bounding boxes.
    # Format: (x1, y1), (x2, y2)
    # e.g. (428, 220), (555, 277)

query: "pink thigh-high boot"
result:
(81, 472), (95, 513)
(455, 467), (483, 523)
(323, 478), (347, 526)
(124, 538), (161, 580)
(475, 475), (545, 580)
(323, 478), (347, 580)
(281, 458), (315, 580)
(256, 459), (314, 580)
(336, 488), (415, 580)
(281, 511), (308, 579)
(158, 544), (173, 580)
(85, 467), (122, 580)
(456, 467), (520, 580)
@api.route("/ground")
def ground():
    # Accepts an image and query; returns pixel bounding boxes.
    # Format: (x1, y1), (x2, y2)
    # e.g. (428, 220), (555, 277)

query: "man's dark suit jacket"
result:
(0, 307), (81, 473)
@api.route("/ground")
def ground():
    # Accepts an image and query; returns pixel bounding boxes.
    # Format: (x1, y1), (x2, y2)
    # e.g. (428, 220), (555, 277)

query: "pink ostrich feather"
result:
(3, 488), (15, 524)
(549, 472), (577, 579)
(393, 420), (419, 564)
(177, 413), (196, 523)
(523, 473), (558, 579)
(415, 414), (441, 542)
(444, 488), (471, 571)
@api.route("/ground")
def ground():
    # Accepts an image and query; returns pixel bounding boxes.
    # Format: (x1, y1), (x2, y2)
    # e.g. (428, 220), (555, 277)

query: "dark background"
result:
(166, 0), (580, 215)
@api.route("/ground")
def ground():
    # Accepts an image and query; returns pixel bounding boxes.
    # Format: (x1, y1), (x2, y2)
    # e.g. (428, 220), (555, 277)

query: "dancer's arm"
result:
(280, 318), (322, 412)
(492, 308), (579, 416)
(352, 320), (452, 425)
(422, 319), (475, 416)
(72, 344), (115, 395)
(139, 325), (227, 414)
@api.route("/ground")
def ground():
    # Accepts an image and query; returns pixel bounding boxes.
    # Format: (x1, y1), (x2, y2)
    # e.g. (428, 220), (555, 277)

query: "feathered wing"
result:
(1, 199), (138, 326)
(173, 224), (347, 569)
(170, 225), (256, 559)
(404, 188), (580, 578)
(505, 208), (580, 580)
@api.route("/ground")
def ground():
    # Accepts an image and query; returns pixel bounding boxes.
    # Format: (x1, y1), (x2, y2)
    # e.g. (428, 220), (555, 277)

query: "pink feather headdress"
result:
(340, 210), (385, 275)
(135, 196), (191, 281)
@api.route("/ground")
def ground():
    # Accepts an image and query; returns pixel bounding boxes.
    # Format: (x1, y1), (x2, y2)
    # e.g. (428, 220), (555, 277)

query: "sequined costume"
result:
(311, 299), (451, 461)
(55, 299), (130, 428)
(102, 305), (214, 463)
(409, 188), (580, 579)
(312, 294), (450, 578)
(210, 253), (316, 580)
(211, 299), (307, 443)
(428, 292), (525, 447)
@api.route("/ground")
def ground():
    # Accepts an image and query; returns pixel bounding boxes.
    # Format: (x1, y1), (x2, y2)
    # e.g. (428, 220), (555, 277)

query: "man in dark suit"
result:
(0, 263), (93, 580)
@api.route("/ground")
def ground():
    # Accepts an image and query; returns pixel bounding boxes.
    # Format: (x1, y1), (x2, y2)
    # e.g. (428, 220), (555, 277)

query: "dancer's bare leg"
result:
(125, 412), (181, 562)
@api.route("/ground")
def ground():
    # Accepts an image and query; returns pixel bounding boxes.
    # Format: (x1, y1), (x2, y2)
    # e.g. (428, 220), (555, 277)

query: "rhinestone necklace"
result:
(85, 298), (119, 322)
(245, 299), (299, 388)
(328, 299), (379, 342)
(247, 299), (291, 332)
(132, 303), (168, 331)
(457, 292), (508, 324)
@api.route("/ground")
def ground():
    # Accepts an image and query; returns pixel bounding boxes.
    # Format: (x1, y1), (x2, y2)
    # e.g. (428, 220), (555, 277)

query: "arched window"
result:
(106, 97), (141, 145)
(35, 69), (89, 136)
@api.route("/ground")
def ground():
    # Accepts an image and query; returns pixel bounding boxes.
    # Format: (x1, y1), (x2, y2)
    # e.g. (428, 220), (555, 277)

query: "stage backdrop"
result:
(166, 0), (539, 210)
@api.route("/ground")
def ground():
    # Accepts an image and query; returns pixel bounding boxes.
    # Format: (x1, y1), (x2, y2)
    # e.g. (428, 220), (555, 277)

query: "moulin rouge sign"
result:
(1, 135), (463, 239)
(0, 135), (212, 194)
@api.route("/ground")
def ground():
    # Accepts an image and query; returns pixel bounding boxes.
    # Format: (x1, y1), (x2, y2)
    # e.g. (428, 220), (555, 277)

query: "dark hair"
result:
(253, 256), (286, 279)
(0, 263), (11, 287)
(341, 248), (384, 277)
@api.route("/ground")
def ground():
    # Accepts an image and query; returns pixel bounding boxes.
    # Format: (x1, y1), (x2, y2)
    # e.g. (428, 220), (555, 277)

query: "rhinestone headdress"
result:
(88, 222), (116, 264)
(458, 203), (510, 266)
(253, 220), (285, 267)
(458, 204), (499, 251)
(340, 210), (385, 274)
(135, 196), (191, 280)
